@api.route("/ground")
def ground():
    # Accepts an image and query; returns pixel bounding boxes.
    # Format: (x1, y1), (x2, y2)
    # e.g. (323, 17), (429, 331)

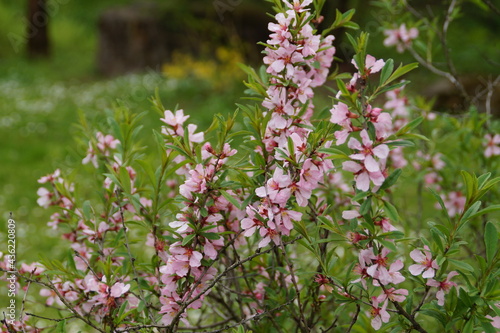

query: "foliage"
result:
(1, 1), (499, 332)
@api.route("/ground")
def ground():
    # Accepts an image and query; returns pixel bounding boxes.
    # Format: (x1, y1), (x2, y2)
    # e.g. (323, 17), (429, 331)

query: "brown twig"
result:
(166, 236), (302, 332)
(0, 269), (106, 333)
(481, 0), (500, 16)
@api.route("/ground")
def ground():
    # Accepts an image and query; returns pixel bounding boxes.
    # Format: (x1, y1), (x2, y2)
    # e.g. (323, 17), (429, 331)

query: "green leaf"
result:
(82, 200), (92, 220)
(386, 62), (418, 85)
(477, 172), (491, 189)
(448, 259), (474, 272)
(56, 319), (67, 333)
(379, 58), (394, 85)
(114, 300), (129, 325)
(429, 187), (451, 222)
(359, 196), (372, 216)
(395, 116), (424, 135)
(484, 222), (498, 263)
(219, 190), (241, 210)
(386, 140), (415, 147)
(202, 232), (221, 240)
(383, 200), (399, 222)
(351, 190), (370, 202)
(182, 234), (195, 246)
(459, 201), (481, 225)
(469, 204), (500, 220)
(461, 170), (476, 204)
(379, 168), (402, 191)
(119, 166), (132, 193)
(419, 309), (447, 328)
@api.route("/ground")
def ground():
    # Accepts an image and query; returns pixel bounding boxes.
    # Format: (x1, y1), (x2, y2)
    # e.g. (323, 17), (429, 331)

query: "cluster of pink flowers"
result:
(83, 131), (120, 168)
(342, 130), (389, 191)
(157, 109), (244, 324)
(36, 169), (74, 210)
(242, 0), (336, 248)
(331, 55), (399, 192)
(350, 246), (406, 329)
(409, 246), (458, 306)
(383, 24), (418, 53)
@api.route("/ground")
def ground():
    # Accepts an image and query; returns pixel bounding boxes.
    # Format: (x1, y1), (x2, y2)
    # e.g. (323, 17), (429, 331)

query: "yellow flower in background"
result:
(162, 47), (245, 89)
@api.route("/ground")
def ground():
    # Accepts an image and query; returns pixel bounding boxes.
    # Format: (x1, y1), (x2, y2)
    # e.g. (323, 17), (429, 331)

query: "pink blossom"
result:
(370, 297), (390, 330)
(484, 134), (500, 158)
(330, 102), (355, 128)
(375, 218), (397, 232)
(241, 206), (265, 237)
(439, 191), (466, 217)
(384, 24), (419, 53)
(342, 160), (386, 192)
(38, 169), (62, 184)
(348, 130), (389, 166)
(273, 207), (302, 234)
(364, 247), (393, 285)
(160, 109), (189, 128)
(20, 262), (44, 275)
(258, 227), (281, 248)
(377, 287), (408, 303)
(409, 246), (439, 278)
(284, 0), (313, 12)
(36, 187), (53, 208)
(255, 167), (292, 205)
(426, 271), (458, 306)
(110, 282), (130, 298)
(96, 132), (119, 154)
(342, 209), (361, 220)
(353, 54), (385, 76)
(486, 315), (500, 329)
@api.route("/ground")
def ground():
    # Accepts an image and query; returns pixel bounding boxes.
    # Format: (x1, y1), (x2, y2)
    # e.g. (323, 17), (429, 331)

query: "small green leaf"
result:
(182, 234), (195, 246)
(429, 187), (451, 222)
(379, 58), (394, 85)
(202, 232), (221, 240)
(386, 62), (418, 85)
(484, 222), (498, 263)
(469, 204), (500, 220)
(379, 168), (402, 191)
(448, 259), (474, 272)
(386, 140), (415, 147)
(461, 170), (476, 204)
(383, 200), (399, 222)
(359, 196), (372, 216)
(220, 190), (241, 210)
(395, 116), (424, 135)
(82, 200), (92, 220)
(56, 319), (67, 333)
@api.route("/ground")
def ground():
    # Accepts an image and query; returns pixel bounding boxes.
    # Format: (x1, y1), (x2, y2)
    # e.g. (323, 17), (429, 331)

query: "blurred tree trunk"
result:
(27, 0), (50, 58)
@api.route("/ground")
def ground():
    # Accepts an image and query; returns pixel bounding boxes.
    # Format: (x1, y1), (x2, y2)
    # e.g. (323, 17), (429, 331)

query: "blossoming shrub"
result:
(2, 0), (500, 332)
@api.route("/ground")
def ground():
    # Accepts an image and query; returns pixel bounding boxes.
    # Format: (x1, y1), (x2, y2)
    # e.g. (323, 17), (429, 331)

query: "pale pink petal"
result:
(356, 171), (370, 191)
(408, 264), (425, 276)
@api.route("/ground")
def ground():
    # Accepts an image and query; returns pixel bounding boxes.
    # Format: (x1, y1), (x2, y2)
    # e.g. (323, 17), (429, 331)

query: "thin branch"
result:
(279, 242), (309, 332)
(378, 283), (428, 333)
(167, 236), (302, 332)
(1, 312), (16, 333)
(346, 304), (360, 333)
(19, 271), (35, 333)
(177, 318), (233, 331)
(481, 0), (500, 16)
(0, 269), (106, 333)
(25, 313), (76, 322)
(441, 0), (461, 89)
(408, 46), (468, 101)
